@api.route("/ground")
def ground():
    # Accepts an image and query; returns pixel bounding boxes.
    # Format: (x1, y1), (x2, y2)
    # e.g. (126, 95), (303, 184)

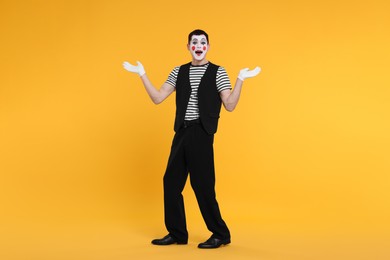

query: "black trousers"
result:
(163, 121), (230, 242)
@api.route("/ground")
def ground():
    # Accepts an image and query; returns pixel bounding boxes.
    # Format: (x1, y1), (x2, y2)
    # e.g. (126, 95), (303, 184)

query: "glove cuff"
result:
(138, 69), (146, 77)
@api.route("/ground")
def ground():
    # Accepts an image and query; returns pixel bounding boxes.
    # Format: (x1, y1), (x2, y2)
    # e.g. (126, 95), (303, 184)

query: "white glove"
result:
(123, 61), (146, 77)
(238, 66), (261, 81)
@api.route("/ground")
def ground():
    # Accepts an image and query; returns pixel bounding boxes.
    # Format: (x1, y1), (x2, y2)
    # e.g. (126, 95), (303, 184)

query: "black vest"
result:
(174, 62), (222, 135)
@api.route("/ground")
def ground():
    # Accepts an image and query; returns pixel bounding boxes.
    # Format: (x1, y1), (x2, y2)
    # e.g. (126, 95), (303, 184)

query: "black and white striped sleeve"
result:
(216, 67), (232, 92)
(165, 66), (180, 88)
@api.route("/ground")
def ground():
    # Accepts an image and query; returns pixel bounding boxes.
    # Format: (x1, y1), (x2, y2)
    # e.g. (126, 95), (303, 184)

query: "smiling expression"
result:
(188, 35), (209, 61)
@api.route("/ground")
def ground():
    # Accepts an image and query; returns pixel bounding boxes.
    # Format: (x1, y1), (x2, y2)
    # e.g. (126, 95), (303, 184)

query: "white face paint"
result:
(189, 35), (209, 61)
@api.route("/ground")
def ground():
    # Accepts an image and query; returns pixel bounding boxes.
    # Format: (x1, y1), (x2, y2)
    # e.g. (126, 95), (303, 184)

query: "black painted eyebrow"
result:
(192, 36), (207, 42)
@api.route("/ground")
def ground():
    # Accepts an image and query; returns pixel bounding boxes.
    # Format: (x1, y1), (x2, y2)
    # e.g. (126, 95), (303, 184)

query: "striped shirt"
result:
(166, 63), (232, 120)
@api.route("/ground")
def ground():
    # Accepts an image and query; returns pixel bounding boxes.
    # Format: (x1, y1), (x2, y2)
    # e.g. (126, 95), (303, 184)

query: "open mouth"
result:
(195, 50), (203, 56)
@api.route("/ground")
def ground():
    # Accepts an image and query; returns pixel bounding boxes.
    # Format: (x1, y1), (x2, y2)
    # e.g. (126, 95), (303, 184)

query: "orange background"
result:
(1, 0), (389, 259)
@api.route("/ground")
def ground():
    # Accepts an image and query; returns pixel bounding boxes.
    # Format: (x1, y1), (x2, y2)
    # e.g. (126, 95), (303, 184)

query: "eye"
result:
(201, 42), (206, 45)
(192, 41), (197, 45)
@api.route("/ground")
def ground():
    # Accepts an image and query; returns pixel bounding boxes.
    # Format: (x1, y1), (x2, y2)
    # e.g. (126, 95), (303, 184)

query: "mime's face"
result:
(188, 35), (209, 61)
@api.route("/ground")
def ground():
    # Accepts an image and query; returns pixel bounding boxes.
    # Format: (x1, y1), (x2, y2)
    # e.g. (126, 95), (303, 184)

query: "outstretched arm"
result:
(220, 67), (261, 112)
(123, 61), (174, 104)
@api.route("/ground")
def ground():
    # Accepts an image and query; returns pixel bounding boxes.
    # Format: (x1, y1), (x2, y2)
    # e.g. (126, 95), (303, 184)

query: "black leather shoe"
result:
(198, 237), (231, 249)
(151, 235), (187, 245)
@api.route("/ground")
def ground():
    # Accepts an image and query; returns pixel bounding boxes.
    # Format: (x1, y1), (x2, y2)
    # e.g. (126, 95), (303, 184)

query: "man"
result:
(123, 29), (260, 249)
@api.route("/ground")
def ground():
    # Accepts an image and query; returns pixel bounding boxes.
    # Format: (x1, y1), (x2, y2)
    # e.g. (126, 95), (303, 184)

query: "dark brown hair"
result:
(188, 29), (209, 44)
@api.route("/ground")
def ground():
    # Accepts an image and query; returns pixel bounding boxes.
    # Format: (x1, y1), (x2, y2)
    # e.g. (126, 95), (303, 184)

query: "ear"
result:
(187, 44), (190, 51)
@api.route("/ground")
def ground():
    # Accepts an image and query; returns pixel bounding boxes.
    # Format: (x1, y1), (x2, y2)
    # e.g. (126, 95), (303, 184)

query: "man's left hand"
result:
(238, 67), (261, 81)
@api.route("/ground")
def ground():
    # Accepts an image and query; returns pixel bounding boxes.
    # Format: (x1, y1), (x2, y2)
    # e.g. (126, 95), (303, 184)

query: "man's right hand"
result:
(123, 61), (146, 77)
